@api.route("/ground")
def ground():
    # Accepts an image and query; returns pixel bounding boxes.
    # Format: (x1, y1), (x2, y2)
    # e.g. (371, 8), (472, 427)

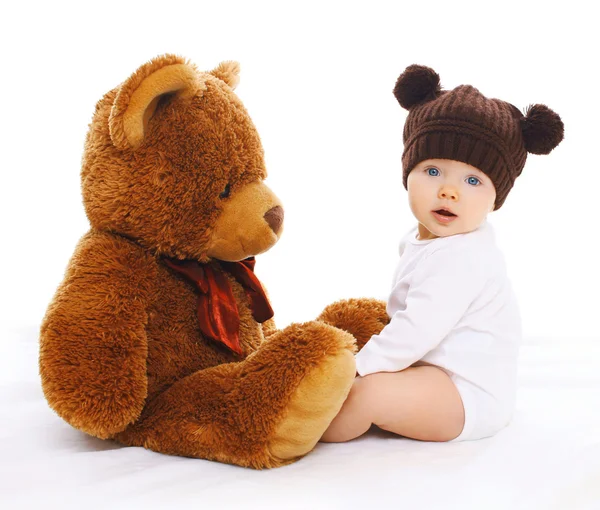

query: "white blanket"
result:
(2, 329), (599, 510)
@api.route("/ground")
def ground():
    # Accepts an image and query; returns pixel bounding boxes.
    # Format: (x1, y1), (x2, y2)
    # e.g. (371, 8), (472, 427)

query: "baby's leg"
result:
(320, 366), (464, 443)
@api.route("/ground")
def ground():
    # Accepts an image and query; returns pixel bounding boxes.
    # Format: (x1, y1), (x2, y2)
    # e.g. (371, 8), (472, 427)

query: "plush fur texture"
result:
(318, 298), (389, 351)
(39, 54), (384, 469)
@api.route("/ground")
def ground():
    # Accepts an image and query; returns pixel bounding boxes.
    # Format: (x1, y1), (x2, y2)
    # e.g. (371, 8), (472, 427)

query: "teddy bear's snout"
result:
(264, 205), (284, 235)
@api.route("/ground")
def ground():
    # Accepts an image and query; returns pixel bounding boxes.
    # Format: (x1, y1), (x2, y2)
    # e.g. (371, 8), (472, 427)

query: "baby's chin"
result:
(420, 218), (482, 239)
(438, 224), (483, 238)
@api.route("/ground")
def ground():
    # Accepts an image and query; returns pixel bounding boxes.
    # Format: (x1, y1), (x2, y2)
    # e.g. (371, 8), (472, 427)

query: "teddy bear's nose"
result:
(264, 206), (284, 234)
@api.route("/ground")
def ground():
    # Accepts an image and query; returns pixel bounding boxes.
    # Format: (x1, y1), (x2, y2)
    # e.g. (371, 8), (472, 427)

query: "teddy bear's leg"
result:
(317, 298), (389, 351)
(114, 321), (356, 469)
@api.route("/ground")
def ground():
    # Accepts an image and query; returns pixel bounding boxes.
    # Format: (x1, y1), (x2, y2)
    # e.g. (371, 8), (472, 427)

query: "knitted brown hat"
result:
(394, 65), (564, 210)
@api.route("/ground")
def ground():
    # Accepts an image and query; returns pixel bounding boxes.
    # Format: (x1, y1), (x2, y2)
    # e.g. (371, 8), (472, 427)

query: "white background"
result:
(1, 3), (600, 509)
(1, 0), (599, 351)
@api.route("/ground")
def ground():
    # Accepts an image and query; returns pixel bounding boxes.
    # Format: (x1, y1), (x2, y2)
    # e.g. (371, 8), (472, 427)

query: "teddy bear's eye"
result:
(219, 183), (231, 199)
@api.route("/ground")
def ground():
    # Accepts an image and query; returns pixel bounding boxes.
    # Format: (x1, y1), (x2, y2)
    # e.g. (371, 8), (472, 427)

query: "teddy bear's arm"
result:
(317, 298), (389, 351)
(40, 232), (155, 439)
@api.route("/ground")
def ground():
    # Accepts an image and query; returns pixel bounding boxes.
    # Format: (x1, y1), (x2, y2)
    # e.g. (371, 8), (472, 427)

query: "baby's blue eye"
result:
(427, 168), (439, 176)
(467, 177), (481, 186)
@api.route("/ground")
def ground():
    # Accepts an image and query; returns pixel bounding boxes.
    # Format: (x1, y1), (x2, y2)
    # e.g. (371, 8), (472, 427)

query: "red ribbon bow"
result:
(162, 257), (274, 355)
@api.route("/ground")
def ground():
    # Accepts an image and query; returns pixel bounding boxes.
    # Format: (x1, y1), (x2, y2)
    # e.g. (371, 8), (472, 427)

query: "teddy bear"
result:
(39, 54), (388, 469)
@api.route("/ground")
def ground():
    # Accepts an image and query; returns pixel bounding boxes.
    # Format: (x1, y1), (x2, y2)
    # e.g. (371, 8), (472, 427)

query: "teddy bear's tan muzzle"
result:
(206, 181), (284, 261)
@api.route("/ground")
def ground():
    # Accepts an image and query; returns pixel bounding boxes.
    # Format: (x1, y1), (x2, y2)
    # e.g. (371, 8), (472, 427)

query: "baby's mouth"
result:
(433, 209), (457, 217)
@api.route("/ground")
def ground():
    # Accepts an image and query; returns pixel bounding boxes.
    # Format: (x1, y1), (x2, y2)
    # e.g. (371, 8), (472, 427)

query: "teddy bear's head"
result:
(81, 54), (283, 262)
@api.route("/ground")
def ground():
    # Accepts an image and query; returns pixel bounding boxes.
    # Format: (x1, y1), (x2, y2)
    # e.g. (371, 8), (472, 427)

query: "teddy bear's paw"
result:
(318, 298), (390, 351)
(266, 322), (356, 462)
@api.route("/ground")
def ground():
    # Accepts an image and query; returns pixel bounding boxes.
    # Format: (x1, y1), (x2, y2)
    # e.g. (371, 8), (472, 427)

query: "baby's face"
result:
(407, 159), (496, 240)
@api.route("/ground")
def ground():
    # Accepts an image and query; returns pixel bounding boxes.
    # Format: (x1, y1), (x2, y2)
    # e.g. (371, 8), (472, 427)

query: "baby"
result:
(321, 65), (564, 443)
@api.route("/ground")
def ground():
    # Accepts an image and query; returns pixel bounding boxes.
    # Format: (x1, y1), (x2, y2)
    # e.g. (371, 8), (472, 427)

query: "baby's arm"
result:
(355, 247), (487, 376)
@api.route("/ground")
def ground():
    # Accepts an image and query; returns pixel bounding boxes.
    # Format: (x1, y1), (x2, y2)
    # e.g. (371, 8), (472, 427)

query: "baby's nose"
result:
(439, 188), (458, 200)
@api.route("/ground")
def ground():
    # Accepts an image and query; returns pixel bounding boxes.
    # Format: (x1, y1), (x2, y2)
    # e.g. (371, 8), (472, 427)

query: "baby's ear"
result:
(393, 64), (442, 110)
(520, 104), (564, 155)
(209, 61), (240, 90)
(109, 53), (206, 151)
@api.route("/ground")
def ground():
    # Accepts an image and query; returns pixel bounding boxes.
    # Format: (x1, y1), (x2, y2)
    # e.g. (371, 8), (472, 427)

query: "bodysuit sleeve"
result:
(355, 246), (487, 376)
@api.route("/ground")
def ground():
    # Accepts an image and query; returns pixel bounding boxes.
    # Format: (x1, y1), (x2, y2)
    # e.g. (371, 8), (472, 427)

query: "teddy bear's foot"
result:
(267, 326), (356, 461)
(114, 321), (356, 469)
(318, 298), (389, 351)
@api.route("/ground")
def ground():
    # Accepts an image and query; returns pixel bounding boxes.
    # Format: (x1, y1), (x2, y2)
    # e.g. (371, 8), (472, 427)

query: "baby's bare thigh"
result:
(358, 366), (465, 442)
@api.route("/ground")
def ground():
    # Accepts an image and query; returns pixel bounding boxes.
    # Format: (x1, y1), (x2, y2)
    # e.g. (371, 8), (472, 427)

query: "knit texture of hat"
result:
(393, 65), (564, 210)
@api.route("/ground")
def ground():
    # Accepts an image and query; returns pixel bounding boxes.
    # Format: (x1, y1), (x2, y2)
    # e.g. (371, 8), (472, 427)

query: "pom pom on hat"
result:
(393, 64), (442, 110)
(521, 104), (564, 155)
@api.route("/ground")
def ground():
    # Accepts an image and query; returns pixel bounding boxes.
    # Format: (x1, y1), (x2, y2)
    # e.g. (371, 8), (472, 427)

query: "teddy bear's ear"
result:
(109, 54), (206, 151)
(209, 61), (240, 90)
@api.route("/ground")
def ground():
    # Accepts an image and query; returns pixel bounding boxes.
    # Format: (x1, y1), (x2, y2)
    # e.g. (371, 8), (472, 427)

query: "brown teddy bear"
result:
(39, 54), (388, 469)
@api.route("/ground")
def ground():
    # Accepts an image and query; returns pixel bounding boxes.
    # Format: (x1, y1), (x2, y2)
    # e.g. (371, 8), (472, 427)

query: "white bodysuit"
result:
(355, 220), (522, 441)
